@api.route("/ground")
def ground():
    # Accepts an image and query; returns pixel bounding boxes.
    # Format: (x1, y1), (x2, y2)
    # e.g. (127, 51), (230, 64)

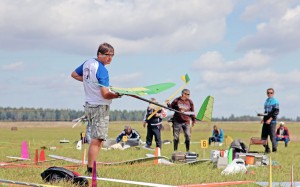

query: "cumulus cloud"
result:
(238, 3), (300, 54)
(240, 0), (297, 20)
(190, 50), (300, 93)
(2, 61), (24, 71)
(0, 0), (234, 55)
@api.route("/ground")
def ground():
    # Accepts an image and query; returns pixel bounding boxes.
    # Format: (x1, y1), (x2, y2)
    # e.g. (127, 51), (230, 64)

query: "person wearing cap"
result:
(143, 98), (167, 149)
(116, 125), (141, 146)
(258, 88), (279, 153)
(208, 125), (224, 145)
(276, 122), (290, 147)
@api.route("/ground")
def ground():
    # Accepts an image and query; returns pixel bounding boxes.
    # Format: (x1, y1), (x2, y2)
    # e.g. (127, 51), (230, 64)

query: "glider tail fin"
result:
(196, 96), (214, 122)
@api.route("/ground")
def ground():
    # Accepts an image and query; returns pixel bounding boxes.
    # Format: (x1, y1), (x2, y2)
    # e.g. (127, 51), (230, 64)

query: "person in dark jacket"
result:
(166, 89), (196, 152)
(143, 98), (167, 149)
(116, 125), (141, 146)
(276, 122), (290, 147)
(258, 88), (279, 153)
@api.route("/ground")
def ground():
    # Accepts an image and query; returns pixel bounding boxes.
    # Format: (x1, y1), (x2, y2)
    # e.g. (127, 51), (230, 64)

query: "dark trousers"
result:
(209, 137), (221, 145)
(146, 124), (161, 148)
(261, 122), (277, 150)
(173, 123), (191, 151)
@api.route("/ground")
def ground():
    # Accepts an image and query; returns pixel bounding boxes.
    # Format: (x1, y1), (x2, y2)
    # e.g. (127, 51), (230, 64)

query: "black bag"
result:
(230, 139), (248, 153)
(41, 166), (88, 187)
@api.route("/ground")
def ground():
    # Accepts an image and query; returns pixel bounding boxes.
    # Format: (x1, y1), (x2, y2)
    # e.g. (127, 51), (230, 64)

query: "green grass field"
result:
(0, 121), (299, 187)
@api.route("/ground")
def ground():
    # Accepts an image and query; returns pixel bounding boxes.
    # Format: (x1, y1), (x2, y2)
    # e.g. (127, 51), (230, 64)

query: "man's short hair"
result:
(124, 125), (131, 130)
(267, 88), (275, 93)
(182, 89), (190, 95)
(97, 43), (114, 55)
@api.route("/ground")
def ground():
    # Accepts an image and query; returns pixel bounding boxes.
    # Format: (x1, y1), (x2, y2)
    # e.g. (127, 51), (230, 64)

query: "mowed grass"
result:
(0, 121), (300, 187)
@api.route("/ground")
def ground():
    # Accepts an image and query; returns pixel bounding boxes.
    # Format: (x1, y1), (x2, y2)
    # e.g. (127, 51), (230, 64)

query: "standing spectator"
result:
(276, 122), (290, 147)
(143, 98), (167, 149)
(208, 125), (224, 145)
(71, 43), (121, 175)
(258, 88), (279, 153)
(166, 89), (196, 152)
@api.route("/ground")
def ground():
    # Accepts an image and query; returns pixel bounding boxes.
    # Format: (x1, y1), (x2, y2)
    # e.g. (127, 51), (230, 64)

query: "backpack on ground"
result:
(41, 166), (88, 187)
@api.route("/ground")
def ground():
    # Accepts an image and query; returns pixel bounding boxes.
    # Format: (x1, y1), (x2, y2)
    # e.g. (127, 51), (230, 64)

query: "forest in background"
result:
(0, 107), (299, 122)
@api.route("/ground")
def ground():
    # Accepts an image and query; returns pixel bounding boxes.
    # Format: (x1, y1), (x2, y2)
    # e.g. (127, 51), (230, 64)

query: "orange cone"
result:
(39, 149), (45, 162)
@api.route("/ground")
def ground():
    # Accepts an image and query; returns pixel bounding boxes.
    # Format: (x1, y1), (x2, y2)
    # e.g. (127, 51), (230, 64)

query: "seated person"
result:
(276, 122), (290, 147)
(116, 125), (142, 146)
(208, 125), (224, 145)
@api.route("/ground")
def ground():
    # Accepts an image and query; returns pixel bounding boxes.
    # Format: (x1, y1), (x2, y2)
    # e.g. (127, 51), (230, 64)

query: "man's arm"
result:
(116, 132), (125, 143)
(100, 87), (121, 100)
(71, 71), (83, 82)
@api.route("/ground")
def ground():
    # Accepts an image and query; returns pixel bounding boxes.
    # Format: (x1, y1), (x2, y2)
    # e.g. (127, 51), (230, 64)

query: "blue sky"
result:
(1, 0), (300, 119)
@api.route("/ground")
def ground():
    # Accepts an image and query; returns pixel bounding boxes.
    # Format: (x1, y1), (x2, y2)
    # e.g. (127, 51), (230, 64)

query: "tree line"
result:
(0, 107), (299, 122)
(0, 107), (146, 122)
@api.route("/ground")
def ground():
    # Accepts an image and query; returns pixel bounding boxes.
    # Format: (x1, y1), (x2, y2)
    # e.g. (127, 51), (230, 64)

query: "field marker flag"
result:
(82, 148), (86, 166)
(92, 161), (97, 187)
(269, 156), (272, 187)
(147, 74), (190, 120)
(21, 141), (30, 159)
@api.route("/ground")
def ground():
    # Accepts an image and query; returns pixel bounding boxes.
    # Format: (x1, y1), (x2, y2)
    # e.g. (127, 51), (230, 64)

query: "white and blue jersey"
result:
(263, 97), (279, 123)
(75, 58), (112, 105)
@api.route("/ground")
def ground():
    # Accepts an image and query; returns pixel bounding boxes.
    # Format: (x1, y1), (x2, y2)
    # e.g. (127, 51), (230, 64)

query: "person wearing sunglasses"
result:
(71, 42), (121, 175)
(259, 88), (279, 153)
(166, 89), (196, 152)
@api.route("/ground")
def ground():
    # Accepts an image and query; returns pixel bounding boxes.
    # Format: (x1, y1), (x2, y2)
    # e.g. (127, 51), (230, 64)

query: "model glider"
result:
(107, 82), (176, 96)
(48, 154), (170, 166)
(91, 81), (214, 121)
(72, 115), (87, 128)
(147, 74), (190, 120)
(91, 81), (191, 115)
(0, 179), (59, 187)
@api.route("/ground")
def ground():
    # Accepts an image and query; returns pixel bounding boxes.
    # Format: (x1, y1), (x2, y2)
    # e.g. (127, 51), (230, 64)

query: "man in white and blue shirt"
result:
(71, 43), (121, 175)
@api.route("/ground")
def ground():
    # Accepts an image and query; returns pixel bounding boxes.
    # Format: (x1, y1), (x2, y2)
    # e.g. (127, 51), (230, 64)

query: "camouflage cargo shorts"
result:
(84, 103), (110, 140)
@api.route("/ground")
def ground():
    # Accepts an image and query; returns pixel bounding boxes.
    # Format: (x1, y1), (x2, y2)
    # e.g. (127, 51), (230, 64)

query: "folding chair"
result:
(248, 137), (268, 153)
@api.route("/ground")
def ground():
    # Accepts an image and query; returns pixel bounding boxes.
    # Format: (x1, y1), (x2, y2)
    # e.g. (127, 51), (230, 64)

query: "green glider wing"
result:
(196, 96), (214, 122)
(110, 82), (176, 96)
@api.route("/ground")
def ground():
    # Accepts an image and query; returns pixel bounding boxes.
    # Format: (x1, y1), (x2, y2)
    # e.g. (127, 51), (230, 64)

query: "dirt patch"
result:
(0, 121), (73, 128)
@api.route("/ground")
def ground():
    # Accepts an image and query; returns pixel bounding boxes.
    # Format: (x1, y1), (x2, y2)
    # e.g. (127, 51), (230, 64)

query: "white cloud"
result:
(0, 0), (234, 54)
(2, 61), (24, 71)
(190, 50), (296, 93)
(238, 3), (300, 54)
(189, 50), (300, 118)
(240, 0), (297, 20)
